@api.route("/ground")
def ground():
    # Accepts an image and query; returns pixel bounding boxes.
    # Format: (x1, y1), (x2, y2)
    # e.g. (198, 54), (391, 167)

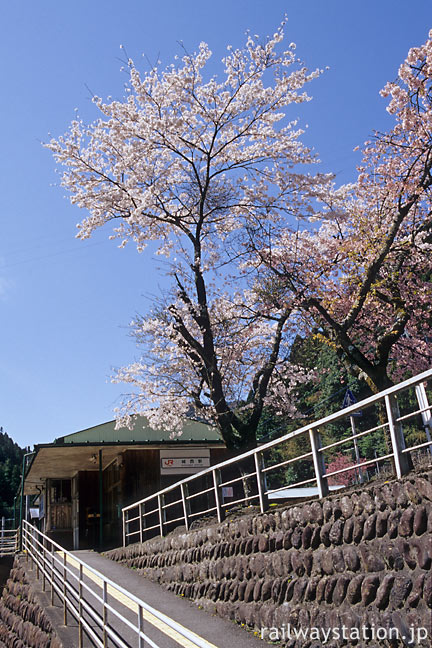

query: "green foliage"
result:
(288, 335), (390, 461)
(262, 434), (315, 491)
(252, 334), (428, 493)
(0, 429), (24, 520)
(255, 334), (390, 491)
(290, 336), (368, 419)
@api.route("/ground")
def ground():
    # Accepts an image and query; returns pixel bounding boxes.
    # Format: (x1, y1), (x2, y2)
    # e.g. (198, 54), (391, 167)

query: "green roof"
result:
(56, 416), (222, 445)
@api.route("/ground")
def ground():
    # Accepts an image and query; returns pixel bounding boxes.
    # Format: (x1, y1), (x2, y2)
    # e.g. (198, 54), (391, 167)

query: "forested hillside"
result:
(0, 429), (24, 522)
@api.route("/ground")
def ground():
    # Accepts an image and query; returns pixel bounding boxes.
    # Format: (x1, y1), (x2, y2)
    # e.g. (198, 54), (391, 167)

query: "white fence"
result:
(122, 368), (432, 546)
(0, 529), (18, 556)
(21, 520), (212, 648)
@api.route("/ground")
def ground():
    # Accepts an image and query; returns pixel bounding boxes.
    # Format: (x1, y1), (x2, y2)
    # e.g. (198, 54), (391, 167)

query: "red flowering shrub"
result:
(326, 453), (366, 486)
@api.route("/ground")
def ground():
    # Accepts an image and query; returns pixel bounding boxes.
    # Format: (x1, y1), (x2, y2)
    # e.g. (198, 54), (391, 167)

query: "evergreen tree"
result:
(0, 428), (24, 522)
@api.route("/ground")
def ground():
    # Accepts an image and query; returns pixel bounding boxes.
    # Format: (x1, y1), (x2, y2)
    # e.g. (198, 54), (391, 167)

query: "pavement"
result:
(22, 550), (264, 648)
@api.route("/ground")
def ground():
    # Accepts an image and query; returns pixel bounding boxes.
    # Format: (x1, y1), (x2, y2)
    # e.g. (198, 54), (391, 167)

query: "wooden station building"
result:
(23, 417), (226, 550)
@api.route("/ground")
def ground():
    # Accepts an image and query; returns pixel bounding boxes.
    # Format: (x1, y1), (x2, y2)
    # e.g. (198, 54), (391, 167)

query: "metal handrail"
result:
(21, 520), (212, 648)
(122, 368), (432, 545)
(0, 528), (19, 556)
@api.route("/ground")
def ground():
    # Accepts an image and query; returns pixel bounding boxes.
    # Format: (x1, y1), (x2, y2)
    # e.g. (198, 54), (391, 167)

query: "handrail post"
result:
(212, 469), (225, 523)
(309, 428), (329, 498)
(122, 509), (127, 547)
(139, 503), (143, 544)
(415, 382), (432, 456)
(158, 494), (166, 537)
(349, 415), (364, 484)
(78, 563), (83, 648)
(385, 394), (412, 477)
(42, 537), (46, 592)
(29, 526), (33, 569)
(23, 523), (28, 562)
(254, 451), (269, 513)
(63, 551), (68, 625)
(50, 544), (55, 606)
(138, 603), (144, 648)
(180, 483), (191, 531)
(103, 580), (108, 648)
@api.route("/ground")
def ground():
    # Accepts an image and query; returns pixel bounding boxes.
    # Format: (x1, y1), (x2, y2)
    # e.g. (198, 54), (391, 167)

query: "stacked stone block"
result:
(0, 560), (61, 648)
(107, 470), (432, 646)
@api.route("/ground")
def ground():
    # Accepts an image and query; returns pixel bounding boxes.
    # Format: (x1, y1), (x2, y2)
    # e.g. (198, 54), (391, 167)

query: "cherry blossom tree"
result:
(49, 22), (326, 450)
(258, 31), (432, 393)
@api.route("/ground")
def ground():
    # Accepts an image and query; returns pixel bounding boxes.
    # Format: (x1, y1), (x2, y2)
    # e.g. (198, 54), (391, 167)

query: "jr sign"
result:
(160, 449), (210, 475)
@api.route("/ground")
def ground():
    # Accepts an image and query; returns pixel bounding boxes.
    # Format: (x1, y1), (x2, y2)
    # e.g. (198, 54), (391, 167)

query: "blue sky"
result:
(1, 1), (431, 448)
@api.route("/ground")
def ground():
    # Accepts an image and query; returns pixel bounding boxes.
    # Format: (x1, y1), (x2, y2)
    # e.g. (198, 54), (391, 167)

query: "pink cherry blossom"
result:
(48, 21), (325, 449)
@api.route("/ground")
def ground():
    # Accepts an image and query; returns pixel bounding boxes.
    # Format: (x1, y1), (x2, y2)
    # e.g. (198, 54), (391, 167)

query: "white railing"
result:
(122, 368), (432, 546)
(21, 520), (211, 648)
(0, 529), (18, 556)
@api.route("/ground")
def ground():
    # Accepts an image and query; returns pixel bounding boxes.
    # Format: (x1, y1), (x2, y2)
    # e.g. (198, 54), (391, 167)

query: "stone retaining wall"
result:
(0, 559), (61, 648)
(107, 469), (432, 647)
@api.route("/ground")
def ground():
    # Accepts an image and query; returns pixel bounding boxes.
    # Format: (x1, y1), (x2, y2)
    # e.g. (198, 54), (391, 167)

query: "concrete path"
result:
(24, 550), (264, 648)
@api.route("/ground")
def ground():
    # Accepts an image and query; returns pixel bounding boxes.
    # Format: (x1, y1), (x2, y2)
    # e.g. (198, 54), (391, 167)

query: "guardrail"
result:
(122, 368), (432, 546)
(21, 520), (211, 648)
(0, 529), (18, 556)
